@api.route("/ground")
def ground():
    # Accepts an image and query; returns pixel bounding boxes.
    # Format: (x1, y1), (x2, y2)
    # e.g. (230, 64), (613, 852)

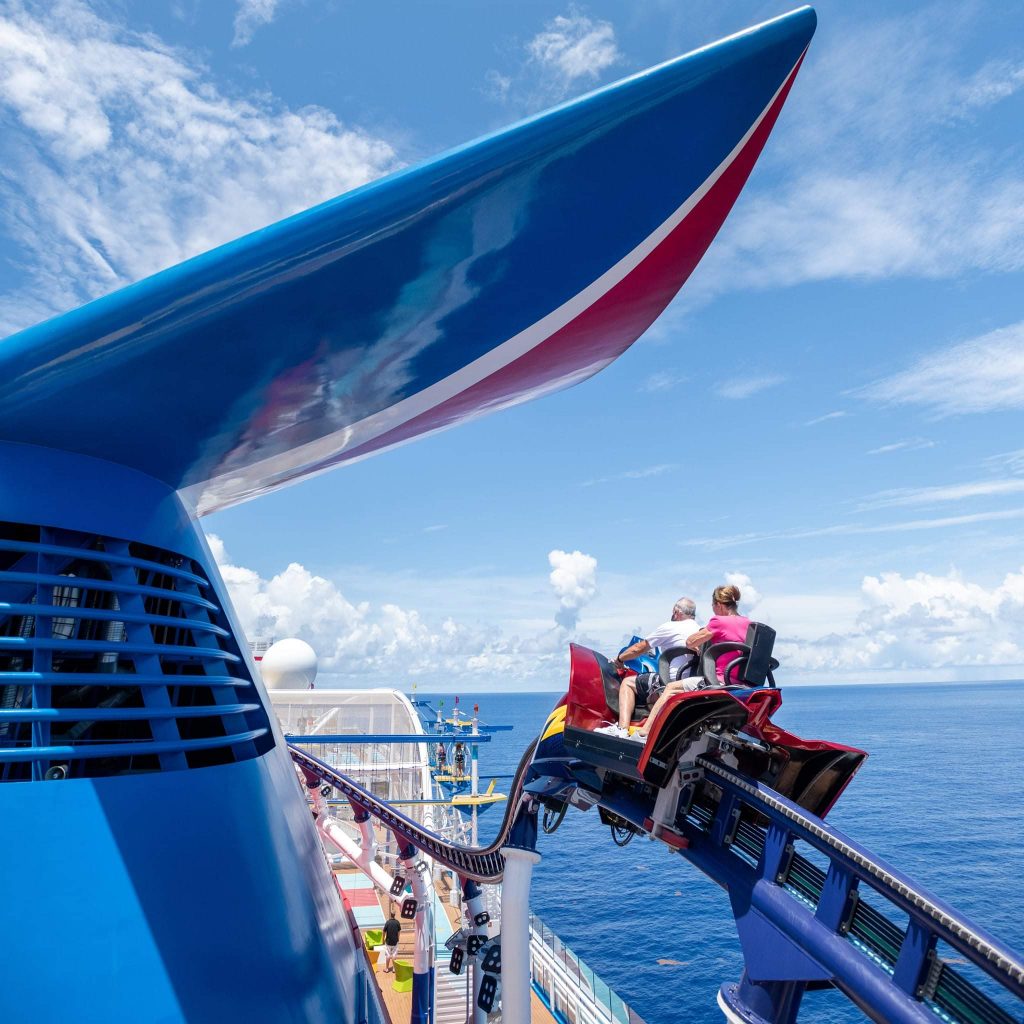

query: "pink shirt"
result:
(707, 614), (751, 682)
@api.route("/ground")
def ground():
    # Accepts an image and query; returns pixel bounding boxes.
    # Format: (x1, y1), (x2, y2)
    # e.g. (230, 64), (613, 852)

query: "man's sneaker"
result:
(623, 729), (646, 743)
(594, 723), (626, 737)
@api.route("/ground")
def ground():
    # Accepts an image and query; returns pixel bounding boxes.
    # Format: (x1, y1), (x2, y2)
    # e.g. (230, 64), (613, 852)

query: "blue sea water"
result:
(424, 683), (1024, 1024)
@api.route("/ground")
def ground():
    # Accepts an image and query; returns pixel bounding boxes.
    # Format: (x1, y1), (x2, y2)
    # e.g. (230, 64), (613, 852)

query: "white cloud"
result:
(483, 69), (512, 103)
(860, 478), (1024, 510)
(0, 0), (399, 334)
(684, 507), (1024, 551)
(985, 449), (1024, 475)
(548, 548), (598, 631)
(867, 438), (936, 455)
(206, 533), (584, 685)
(582, 463), (675, 487)
(958, 59), (1024, 110)
(804, 411), (848, 427)
(233, 0), (281, 48)
(687, 9), (1024, 300)
(724, 571), (760, 613)
(781, 566), (1024, 675)
(640, 370), (687, 394)
(208, 534), (1024, 682)
(858, 320), (1024, 415)
(487, 7), (620, 109)
(527, 9), (619, 86)
(715, 374), (784, 400)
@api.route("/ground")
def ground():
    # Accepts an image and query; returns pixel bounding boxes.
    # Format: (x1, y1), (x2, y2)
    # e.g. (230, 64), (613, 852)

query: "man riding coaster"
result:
(597, 585), (753, 742)
(595, 597), (702, 742)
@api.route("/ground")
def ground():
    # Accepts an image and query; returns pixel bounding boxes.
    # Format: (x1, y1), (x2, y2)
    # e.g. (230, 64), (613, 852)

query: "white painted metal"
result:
(716, 990), (746, 1023)
(499, 847), (542, 1024)
(403, 851), (435, 977)
(319, 814), (396, 895)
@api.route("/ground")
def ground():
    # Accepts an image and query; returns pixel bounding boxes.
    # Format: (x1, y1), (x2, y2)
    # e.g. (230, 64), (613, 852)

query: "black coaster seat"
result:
(699, 622), (779, 688)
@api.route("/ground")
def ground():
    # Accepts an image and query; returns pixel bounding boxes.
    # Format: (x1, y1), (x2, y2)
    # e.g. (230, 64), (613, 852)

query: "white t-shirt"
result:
(645, 618), (703, 680)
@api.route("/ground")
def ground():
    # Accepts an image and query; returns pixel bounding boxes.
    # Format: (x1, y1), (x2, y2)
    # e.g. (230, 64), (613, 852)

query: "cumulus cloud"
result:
(858, 321), (1024, 416)
(724, 572), (761, 613)
(527, 9), (619, 87)
(486, 7), (620, 109)
(206, 534), (590, 684)
(232, 0), (281, 47)
(548, 548), (598, 631)
(0, 0), (399, 334)
(781, 566), (1024, 675)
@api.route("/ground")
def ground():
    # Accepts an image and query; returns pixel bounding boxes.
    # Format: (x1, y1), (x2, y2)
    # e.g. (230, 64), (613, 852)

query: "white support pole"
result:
(499, 846), (541, 1024)
(471, 705), (480, 847)
(399, 844), (435, 1024)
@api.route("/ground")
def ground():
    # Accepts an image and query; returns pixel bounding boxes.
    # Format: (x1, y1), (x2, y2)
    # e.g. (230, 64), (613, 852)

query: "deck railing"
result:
(528, 912), (645, 1024)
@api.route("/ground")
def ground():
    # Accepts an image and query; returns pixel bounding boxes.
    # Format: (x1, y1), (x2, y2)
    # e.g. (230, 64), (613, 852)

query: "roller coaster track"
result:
(289, 740), (537, 883)
(292, 739), (1023, 1024)
(698, 757), (1024, 995)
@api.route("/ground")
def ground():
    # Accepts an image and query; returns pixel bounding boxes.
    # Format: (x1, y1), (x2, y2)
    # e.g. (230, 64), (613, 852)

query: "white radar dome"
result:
(260, 638), (318, 690)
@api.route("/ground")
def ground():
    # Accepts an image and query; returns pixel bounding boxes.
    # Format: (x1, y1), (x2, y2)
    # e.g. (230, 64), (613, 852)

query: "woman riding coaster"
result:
(632, 583), (751, 739)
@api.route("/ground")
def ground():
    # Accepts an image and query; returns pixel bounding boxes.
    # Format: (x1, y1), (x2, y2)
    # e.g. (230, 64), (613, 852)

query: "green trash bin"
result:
(363, 929), (383, 951)
(392, 960), (413, 993)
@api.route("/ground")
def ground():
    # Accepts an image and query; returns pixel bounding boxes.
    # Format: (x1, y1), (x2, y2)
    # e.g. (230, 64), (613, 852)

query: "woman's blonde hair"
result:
(712, 584), (741, 609)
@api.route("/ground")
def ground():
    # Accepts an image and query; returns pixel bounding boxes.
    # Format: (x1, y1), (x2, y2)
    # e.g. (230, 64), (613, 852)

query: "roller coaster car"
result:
(562, 635), (867, 819)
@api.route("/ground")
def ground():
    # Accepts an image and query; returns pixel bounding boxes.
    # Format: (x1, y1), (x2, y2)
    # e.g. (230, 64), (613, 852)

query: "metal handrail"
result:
(289, 738), (537, 883)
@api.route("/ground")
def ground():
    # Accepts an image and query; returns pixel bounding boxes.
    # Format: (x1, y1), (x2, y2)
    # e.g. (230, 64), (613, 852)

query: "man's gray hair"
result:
(673, 597), (697, 619)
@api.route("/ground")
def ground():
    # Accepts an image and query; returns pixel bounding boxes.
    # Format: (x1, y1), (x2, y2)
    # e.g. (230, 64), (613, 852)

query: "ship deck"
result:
(335, 867), (555, 1024)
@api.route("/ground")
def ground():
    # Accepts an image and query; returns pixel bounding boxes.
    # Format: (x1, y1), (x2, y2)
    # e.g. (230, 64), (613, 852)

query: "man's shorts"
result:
(631, 672), (664, 704)
(632, 672), (705, 704)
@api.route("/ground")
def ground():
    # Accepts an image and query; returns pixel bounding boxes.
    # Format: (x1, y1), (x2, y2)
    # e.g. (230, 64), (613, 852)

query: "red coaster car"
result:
(563, 625), (866, 819)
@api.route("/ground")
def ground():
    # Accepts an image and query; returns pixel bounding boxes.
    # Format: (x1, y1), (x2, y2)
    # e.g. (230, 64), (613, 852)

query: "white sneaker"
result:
(594, 723), (626, 737)
(623, 729), (646, 743)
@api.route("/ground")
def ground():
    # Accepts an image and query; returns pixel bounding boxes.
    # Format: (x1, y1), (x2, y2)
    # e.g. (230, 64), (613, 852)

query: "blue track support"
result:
(411, 968), (432, 1024)
(569, 753), (1022, 1024)
(681, 758), (1024, 1024)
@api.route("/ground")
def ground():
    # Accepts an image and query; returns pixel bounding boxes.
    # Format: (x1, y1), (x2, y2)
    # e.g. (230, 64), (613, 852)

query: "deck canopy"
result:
(0, 8), (815, 514)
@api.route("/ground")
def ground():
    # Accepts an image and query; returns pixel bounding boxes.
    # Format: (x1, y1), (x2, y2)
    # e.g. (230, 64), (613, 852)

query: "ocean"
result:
(426, 683), (1024, 1023)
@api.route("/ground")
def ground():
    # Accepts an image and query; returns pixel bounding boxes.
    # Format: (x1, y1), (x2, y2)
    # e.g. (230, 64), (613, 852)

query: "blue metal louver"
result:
(0, 521), (273, 781)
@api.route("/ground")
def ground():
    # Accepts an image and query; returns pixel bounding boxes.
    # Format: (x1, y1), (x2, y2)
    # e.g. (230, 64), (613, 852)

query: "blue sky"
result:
(1, 0), (1022, 687)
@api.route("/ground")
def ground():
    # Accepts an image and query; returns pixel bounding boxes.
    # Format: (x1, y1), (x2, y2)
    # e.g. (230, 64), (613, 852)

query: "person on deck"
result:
(381, 909), (402, 973)
(595, 597), (702, 741)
